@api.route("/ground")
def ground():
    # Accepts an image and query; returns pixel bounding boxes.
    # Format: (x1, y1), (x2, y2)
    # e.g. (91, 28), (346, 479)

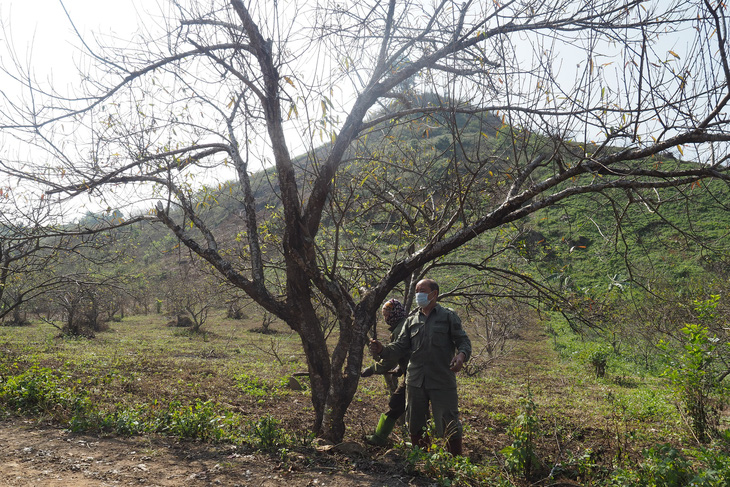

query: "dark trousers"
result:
(406, 385), (461, 439)
(385, 384), (406, 419)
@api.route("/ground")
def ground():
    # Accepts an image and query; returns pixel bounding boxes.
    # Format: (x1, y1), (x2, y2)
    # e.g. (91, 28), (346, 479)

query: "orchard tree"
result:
(2, 0), (730, 440)
(0, 189), (145, 326)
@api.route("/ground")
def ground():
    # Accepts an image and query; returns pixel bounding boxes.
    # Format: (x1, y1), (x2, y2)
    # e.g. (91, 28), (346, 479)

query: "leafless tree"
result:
(2, 0), (730, 441)
(0, 196), (138, 325)
(162, 258), (222, 333)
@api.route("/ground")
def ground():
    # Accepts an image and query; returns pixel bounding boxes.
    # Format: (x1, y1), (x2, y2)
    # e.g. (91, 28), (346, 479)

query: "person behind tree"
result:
(361, 298), (409, 446)
(369, 279), (471, 455)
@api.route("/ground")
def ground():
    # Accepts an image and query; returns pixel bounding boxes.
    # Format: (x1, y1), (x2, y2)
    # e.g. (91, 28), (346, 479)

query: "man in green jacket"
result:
(360, 298), (410, 446)
(369, 279), (471, 456)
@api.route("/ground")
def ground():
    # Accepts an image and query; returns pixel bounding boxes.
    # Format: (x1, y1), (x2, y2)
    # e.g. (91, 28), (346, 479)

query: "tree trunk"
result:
(319, 307), (374, 442)
(298, 325), (331, 435)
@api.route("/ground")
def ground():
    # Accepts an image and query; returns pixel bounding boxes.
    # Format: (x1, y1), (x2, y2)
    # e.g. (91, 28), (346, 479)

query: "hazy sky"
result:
(1, 0), (142, 86)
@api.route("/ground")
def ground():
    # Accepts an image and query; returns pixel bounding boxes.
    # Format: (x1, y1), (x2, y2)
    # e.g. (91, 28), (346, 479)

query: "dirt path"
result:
(0, 419), (422, 486)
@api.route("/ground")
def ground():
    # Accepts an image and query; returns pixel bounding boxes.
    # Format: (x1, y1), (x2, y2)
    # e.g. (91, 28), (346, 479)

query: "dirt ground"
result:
(0, 418), (430, 486)
(0, 317), (592, 486)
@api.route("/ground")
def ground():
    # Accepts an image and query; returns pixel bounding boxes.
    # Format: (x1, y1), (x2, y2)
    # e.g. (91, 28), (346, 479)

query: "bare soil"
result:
(0, 418), (427, 486)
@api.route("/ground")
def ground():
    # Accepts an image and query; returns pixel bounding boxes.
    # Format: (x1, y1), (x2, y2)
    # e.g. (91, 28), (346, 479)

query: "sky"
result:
(1, 0), (142, 89)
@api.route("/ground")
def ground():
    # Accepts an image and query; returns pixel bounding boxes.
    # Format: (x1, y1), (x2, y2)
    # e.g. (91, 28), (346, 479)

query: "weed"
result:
(589, 347), (612, 378)
(501, 392), (541, 480)
(0, 365), (90, 421)
(400, 433), (497, 486)
(689, 445), (730, 485)
(234, 372), (278, 398)
(247, 415), (289, 451)
(99, 405), (147, 435)
(154, 399), (236, 441)
(609, 444), (691, 487)
(659, 323), (726, 443)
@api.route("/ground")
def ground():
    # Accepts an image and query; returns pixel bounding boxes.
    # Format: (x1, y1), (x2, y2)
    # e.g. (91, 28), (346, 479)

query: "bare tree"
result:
(163, 258), (222, 333)
(0, 197), (137, 326)
(1, 0), (730, 441)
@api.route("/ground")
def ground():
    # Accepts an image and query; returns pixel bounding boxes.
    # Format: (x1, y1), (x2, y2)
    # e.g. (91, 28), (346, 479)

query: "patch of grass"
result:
(607, 388), (676, 423)
(234, 372), (282, 398)
(0, 364), (92, 422)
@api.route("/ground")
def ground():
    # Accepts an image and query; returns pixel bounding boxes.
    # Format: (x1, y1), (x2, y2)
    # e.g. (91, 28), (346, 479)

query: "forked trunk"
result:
(318, 310), (373, 442)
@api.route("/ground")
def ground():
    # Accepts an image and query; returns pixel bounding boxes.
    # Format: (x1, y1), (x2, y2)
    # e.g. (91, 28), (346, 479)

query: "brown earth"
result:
(0, 418), (428, 486)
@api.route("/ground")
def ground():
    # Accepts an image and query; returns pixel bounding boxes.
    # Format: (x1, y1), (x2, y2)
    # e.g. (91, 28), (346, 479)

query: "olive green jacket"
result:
(366, 317), (409, 375)
(379, 304), (471, 390)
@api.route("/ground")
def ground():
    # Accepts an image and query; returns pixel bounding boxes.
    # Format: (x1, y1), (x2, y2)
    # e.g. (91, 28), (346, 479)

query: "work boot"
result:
(410, 432), (429, 450)
(365, 414), (397, 446)
(446, 435), (463, 456)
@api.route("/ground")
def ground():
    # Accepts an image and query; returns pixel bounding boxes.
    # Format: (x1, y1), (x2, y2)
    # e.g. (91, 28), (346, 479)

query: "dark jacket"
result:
(366, 317), (409, 375)
(379, 304), (471, 389)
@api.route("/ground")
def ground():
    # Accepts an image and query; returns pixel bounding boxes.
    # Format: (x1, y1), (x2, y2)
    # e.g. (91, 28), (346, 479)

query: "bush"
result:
(589, 347), (612, 378)
(501, 393), (542, 480)
(608, 444), (730, 487)
(247, 415), (289, 451)
(402, 436), (497, 486)
(659, 323), (725, 442)
(154, 399), (236, 441)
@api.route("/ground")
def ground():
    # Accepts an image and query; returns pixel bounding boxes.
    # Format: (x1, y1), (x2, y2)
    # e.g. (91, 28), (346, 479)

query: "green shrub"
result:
(607, 444), (730, 487)
(589, 347), (612, 378)
(154, 399), (236, 441)
(659, 323), (725, 442)
(247, 415), (289, 451)
(98, 404), (148, 435)
(689, 446), (730, 486)
(401, 435), (497, 486)
(501, 393), (541, 480)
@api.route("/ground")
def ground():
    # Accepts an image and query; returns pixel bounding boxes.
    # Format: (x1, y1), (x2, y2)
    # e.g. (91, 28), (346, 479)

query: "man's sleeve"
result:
(449, 311), (472, 362)
(371, 356), (400, 374)
(379, 318), (411, 361)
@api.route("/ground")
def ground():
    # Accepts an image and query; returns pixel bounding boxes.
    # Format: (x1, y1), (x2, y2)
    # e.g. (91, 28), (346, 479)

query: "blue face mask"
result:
(415, 292), (431, 308)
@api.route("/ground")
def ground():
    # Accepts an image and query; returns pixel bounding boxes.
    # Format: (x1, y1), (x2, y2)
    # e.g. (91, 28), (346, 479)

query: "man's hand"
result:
(369, 338), (383, 356)
(450, 352), (466, 372)
(361, 366), (374, 377)
(392, 365), (404, 377)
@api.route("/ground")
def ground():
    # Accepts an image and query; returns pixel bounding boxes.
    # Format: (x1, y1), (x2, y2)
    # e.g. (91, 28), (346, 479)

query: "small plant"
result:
(400, 430), (496, 486)
(690, 445), (730, 485)
(610, 444), (693, 487)
(247, 415), (289, 451)
(98, 405), (148, 435)
(501, 392), (542, 480)
(659, 323), (724, 443)
(589, 347), (611, 378)
(155, 399), (235, 441)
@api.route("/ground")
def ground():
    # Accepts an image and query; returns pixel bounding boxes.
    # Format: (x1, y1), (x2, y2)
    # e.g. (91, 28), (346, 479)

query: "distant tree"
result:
(0, 195), (142, 327)
(1, 0), (730, 441)
(163, 258), (221, 333)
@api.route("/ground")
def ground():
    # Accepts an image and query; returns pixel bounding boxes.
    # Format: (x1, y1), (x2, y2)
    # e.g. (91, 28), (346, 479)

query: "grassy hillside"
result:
(3, 98), (730, 484)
